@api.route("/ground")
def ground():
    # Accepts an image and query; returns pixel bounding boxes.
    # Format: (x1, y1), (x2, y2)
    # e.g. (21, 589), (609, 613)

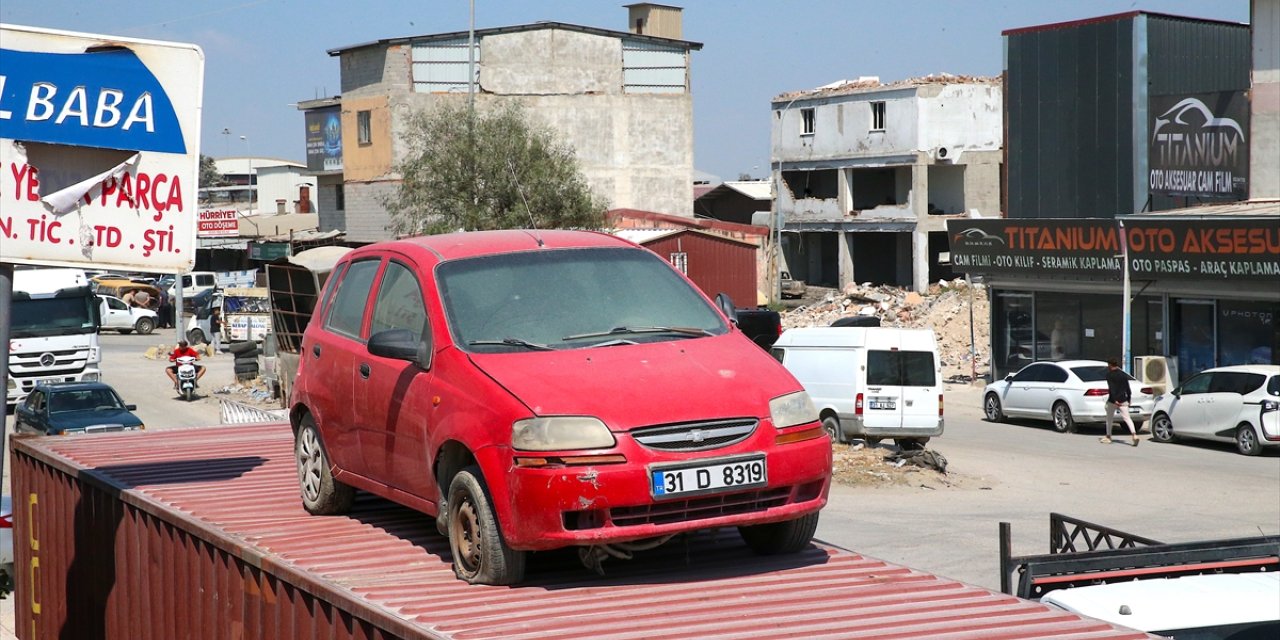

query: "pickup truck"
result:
(780, 271), (807, 299)
(736, 306), (782, 349)
(97, 294), (159, 335)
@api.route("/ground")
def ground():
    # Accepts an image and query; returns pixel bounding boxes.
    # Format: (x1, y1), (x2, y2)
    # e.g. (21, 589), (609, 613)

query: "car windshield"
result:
(438, 247), (728, 352)
(50, 388), (124, 413)
(1072, 366), (1131, 382)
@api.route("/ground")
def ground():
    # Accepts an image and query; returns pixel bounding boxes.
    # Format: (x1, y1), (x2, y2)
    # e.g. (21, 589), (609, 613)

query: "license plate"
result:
(1130, 406), (1142, 413)
(650, 454), (767, 499)
(869, 397), (897, 410)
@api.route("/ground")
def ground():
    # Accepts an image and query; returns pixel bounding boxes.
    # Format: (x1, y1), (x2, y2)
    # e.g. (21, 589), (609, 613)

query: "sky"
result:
(1, 1), (1250, 182)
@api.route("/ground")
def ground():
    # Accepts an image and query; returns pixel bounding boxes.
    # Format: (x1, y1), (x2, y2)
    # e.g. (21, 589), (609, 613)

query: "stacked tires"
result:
(229, 341), (260, 381)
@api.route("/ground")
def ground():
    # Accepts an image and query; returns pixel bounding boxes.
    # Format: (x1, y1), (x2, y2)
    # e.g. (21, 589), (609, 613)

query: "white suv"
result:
(1150, 365), (1280, 456)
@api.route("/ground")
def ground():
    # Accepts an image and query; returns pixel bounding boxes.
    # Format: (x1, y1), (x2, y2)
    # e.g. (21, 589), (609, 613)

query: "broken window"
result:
(871, 101), (886, 131)
(357, 110), (372, 145)
(848, 167), (907, 209)
(669, 252), (688, 274)
(782, 169), (838, 199)
(801, 108), (815, 135)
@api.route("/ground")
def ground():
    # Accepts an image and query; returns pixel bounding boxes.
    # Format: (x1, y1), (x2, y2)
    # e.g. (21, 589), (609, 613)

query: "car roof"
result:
(348, 230), (636, 263)
(1041, 573), (1280, 632)
(34, 381), (118, 393)
(1196, 364), (1280, 375)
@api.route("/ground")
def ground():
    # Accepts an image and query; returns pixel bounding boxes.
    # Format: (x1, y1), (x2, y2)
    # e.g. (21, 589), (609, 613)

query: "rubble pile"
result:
(782, 279), (991, 382)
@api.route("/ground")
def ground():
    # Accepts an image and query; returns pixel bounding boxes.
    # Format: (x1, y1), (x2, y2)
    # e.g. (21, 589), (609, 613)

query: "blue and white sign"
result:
(0, 24), (204, 273)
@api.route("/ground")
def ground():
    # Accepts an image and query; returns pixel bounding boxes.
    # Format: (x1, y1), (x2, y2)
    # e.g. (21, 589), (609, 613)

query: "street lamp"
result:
(769, 97), (801, 305)
(240, 135), (253, 211)
(221, 127), (231, 157)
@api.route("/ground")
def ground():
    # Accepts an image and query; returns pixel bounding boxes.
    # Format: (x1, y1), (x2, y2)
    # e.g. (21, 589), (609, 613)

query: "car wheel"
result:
(295, 416), (355, 515)
(821, 416), (841, 443)
(447, 466), (525, 585)
(187, 328), (206, 345)
(738, 511), (819, 555)
(1150, 413), (1176, 443)
(984, 393), (1004, 422)
(1052, 402), (1076, 433)
(1236, 424), (1263, 456)
(135, 317), (155, 335)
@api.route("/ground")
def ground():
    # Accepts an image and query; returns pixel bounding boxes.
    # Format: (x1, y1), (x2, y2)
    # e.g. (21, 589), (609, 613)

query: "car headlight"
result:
(82, 372), (101, 382)
(512, 417), (615, 451)
(1263, 400), (1279, 413)
(770, 391), (818, 429)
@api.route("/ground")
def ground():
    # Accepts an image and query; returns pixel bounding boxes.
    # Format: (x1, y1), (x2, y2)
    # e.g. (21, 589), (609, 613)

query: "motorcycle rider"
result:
(166, 340), (206, 389)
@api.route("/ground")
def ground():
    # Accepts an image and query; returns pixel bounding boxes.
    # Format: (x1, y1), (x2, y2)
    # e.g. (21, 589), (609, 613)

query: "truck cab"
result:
(6, 269), (103, 407)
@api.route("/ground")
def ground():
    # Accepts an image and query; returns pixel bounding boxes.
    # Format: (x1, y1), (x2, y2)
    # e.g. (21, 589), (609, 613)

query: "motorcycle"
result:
(174, 355), (199, 402)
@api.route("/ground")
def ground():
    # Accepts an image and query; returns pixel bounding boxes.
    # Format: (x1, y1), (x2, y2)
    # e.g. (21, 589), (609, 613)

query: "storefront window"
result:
(1174, 300), (1216, 379)
(1036, 297), (1080, 360)
(1217, 300), (1279, 367)
(1079, 293), (1123, 364)
(994, 292), (1034, 376)
(1132, 298), (1164, 359)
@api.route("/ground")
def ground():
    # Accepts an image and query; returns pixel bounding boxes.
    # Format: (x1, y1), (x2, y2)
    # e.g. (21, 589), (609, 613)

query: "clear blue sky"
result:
(2, 1), (1249, 182)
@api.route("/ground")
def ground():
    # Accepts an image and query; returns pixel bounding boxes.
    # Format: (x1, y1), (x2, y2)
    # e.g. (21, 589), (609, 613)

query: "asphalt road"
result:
(2, 333), (1277, 634)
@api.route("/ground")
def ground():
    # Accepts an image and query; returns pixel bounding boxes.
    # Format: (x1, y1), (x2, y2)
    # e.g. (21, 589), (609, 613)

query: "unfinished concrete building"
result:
(770, 75), (1002, 292)
(299, 4), (701, 243)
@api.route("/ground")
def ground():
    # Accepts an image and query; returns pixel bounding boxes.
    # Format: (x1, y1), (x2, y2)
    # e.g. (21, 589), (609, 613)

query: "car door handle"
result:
(359, 363), (371, 379)
(312, 344), (321, 357)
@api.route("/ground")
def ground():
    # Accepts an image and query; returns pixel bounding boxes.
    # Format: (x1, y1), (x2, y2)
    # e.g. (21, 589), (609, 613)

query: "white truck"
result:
(6, 269), (103, 407)
(97, 294), (159, 335)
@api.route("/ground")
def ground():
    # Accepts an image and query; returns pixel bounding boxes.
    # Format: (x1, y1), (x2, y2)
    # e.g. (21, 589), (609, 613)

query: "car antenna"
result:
(508, 159), (543, 247)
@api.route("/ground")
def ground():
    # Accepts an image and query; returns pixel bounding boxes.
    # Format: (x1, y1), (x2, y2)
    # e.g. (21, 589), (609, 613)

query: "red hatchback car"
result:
(289, 230), (831, 584)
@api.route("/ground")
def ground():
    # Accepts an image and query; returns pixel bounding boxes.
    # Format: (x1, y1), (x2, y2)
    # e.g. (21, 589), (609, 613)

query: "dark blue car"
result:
(13, 382), (144, 436)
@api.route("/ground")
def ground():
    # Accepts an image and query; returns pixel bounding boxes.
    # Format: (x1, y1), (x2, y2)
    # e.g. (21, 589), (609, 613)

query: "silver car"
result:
(983, 360), (1156, 433)
(1150, 365), (1280, 456)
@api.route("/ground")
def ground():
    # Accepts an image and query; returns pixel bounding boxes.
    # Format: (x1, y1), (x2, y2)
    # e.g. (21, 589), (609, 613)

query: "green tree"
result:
(383, 101), (607, 236)
(198, 154), (224, 188)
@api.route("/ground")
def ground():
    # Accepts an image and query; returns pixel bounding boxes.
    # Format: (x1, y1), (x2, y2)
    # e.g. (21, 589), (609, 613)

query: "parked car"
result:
(13, 381), (145, 436)
(289, 230), (831, 585)
(780, 271), (807, 299)
(983, 360), (1156, 433)
(1149, 364), (1280, 456)
(98, 294), (158, 334)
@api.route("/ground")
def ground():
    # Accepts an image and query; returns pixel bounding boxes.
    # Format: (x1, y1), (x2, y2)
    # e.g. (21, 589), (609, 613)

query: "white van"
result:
(771, 327), (944, 448)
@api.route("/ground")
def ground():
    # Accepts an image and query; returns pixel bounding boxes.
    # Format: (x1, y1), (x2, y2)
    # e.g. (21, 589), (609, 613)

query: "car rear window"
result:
(867, 350), (936, 387)
(1071, 366), (1133, 382)
(1209, 372), (1266, 395)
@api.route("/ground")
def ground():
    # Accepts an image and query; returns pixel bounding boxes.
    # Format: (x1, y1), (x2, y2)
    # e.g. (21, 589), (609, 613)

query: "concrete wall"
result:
(774, 88), (919, 161)
(343, 181), (399, 243)
(342, 95), (395, 182)
(1253, 0), (1280, 199)
(917, 84), (1003, 155)
(316, 174), (345, 234)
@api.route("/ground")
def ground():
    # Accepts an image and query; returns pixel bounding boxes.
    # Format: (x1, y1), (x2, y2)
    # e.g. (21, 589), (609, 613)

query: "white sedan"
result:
(983, 360), (1156, 433)
(1150, 364), (1280, 456)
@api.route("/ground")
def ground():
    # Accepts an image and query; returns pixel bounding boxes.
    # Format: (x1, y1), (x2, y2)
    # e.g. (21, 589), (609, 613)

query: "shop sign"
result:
(249, 241), (290, 261)
(304, 106), (342, 172)
(1148, 92), (1249, 200)
(197, 209), (239, 237)
(948, 217), (1280, 281)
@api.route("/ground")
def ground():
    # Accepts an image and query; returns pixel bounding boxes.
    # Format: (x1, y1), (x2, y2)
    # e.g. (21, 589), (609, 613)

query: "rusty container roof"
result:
(13, 424), (1154, 639)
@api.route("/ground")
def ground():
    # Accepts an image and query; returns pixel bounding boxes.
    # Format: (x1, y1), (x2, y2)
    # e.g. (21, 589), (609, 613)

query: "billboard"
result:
(1148, 92), (1249, 201)
(197, 208), (239, 237)
(0, 24), (203, 273)
(948, 218), (1280, 281)
(304, 106), (342, 172)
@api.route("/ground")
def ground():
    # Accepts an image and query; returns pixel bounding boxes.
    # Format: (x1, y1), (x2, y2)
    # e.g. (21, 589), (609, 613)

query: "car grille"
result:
(630, 418), (758, 452)
(609, 487), (792, 527)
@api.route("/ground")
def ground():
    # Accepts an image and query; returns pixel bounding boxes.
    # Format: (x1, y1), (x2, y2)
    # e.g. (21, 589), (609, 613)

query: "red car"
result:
(289, 230), (831, 584)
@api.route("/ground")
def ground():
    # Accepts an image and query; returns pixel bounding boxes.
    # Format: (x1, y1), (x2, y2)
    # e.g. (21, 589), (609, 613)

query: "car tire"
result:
(187, 329), (206, 345)
(1150, 413), (1176, 443)
(447, 466), (525, 585)
(229, 341), (258, 355)
(984, 393), (1004, 422)
(183, 387), (195, 402)
(135, 317), (155, 335)
(234, 355), (259, 366)
(738, 511), (819, 555)
(821, 416), (842, 444)
(295, 416), (355, 515)
(1236, 424), (1263, 456)
(1052, 402), (1076, 433)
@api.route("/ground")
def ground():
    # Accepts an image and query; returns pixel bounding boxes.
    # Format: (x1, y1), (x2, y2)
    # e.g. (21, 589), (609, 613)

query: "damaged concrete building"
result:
(770, 75), (1002, 292)
(298, 3), (701, 243)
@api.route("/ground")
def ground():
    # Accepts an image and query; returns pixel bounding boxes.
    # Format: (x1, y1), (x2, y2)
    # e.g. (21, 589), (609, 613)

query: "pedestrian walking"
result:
(209, 308), (223, 353)
(1101, 358), (1139, 446)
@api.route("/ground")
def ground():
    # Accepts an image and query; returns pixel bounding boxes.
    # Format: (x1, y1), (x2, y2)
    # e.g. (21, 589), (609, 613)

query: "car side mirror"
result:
(1004, 374), (1014, 382)
(714, 293), (739, 325)
(368, 328), (432, 369)
(1170, 387), (1181, 398)
(125, 404), (137, 411)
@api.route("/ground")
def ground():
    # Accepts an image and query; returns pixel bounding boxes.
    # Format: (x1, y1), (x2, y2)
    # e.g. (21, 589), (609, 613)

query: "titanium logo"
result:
(1152, 98), (1244, 168)
(953, 227), (1006, 247)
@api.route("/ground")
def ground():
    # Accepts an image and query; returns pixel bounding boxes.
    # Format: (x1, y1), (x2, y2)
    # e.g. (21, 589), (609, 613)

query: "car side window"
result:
(369, 262), (428, 340)
(24, 390), (43, 412)
(107, 297), (127, 310)
(1210, 372), (1264, 395)
(324, 260), (381, 340)
(1042, 365), (1069, 384)
(1011, 364), (1043, 383)
(769, 347), (785, 364)
(1269, 375), (1279, 397)
(1180, 373), (1212, 395)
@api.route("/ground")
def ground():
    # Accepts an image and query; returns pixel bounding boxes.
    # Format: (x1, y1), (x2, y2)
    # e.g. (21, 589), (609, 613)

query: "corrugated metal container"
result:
(1004, 12), (1249, 220)
(12, 425), (1154, 639)
(640, 230), (758, 306)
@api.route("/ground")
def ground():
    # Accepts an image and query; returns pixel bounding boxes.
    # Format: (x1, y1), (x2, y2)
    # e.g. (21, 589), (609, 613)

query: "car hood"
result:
(49, 409), (143, 432)
(467, 334), (798, 430)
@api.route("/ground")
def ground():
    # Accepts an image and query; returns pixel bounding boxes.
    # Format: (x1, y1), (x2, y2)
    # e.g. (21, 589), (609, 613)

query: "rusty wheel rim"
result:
(451, 495), (483, 575)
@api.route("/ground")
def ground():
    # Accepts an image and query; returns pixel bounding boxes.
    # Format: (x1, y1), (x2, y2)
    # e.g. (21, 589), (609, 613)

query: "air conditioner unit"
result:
(934, 146), (954, 162)
(1133, 356), (1170, 394)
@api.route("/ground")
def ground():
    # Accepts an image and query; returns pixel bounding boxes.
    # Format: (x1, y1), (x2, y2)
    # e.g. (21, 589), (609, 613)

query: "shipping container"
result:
(12, 424), (1154, 639)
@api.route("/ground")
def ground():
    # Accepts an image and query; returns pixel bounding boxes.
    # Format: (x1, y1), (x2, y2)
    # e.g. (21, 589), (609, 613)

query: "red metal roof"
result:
(14, 425), (1154, 639)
